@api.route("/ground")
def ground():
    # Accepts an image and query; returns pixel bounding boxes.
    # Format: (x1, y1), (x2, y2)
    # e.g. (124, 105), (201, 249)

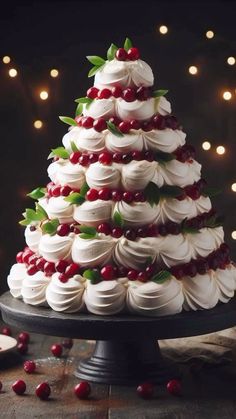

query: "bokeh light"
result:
(39, 90), (48, 100)
(8, 68), (17, 77)
(227, 56), (235, 65)
(33, 120), (43, 129)
(159, 25), (168, 34)
(202, 141), (211, 151)
(3, 55), (11, 64)
(206, 30), (214, 39)
(216, 145), (226, 155)
(50, 69), (59, 78)
(222, 91), (232, 101)
(189, 65), (198, 75)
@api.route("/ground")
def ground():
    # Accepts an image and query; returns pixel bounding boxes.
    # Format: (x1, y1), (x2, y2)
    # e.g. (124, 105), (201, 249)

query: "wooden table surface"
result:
(1, 319), (236, 419)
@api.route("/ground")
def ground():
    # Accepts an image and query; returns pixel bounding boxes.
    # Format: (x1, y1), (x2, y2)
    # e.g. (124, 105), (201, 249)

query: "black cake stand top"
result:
(1, 292), (236, 340)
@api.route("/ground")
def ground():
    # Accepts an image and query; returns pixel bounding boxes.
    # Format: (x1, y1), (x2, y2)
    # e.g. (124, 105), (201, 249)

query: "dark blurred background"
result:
(0, 0), (236, 293)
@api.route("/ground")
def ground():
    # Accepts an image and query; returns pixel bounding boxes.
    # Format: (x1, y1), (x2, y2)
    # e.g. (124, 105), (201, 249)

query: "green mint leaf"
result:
(79, 225), (97, 236)
(88, 66), (101, 78)
(124, 37), (133, 51)
(202, 187), (222, 198)
(64, 193), (85, 205)
(145, 256), (153, 267)
(75, 103), (83, 117)
(19, 219), (30, 226)
(152, 89), (169, 98)
(182, 226), (200, 234)
(83, 269), (101, 284)
(160, 185), (183, 199)
(79, 233), (96, 239)
(143, 182), (160, 207)
(75, 97), (92, 104)
(106, 121), (124, 137)
(107, 43), (118, 60)
(59, 116), (77, 126)
(205, 214), (224, 228)
(155, 151), (174, 164)
(70, 141), (79, 152)
(42, 219), (59, 235)
(36, 203), (48, 220)
(48, 147), (69, 160)
(86, 55), (105, 66)
(27, 187), (46, 200)
(113, 211), (124, 228)
(79, 182), (89, 198)
(152, 270), (171, 284)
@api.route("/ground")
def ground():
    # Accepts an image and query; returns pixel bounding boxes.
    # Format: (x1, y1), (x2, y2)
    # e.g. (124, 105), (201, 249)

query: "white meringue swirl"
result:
(113, 237), (157, 269)
(7, 263), (27, 299)
(159, 159), (201, 188)
(46, 273), (85, 313)
(39, 233), (74, 262)
(85, 162), (121, 190)
(156, 96), (171, 115)
(105, 131), (143, 153)
(188, 227), (224, 259)
(182, 271), (219, 311)
(46, 197), (75, 224)
(72, 234), (115, 267)
(143, 129), (186, 153)
(113, 201), (160, 227)
(84, 280), (126, 315)
(24, 225), (42, 253)
(21, 271), (51, 306)
(73, 199), (113, 227)
(83, 98), (115, 119)
(158, 234), (192, 267)
(116, 98), (155, 121)
(215, 264), (236, 303)
(121, 160), (162, 191)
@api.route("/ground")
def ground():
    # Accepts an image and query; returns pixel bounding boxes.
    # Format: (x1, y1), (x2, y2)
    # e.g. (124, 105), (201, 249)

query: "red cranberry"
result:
(86, 188), (99, 201)
(137, 227), (147, 237)
(98, 152), (112, 165)
(146, 264), (156, 276)
(166, 222), (181, 235)
(57, 224), (70, 236)
(44, 262), (56, 276)
(111, 189), (123, 201)
(79, 154), (90, 166)
(74, 381), (91, 399)
(62, 338), (74, 349)
(134, 191), (145, 202)
(87, 87), (99, 99)
(111, 227), (123, 238)
(55, 260), (69, 273)
(12, 379), (26, 395)
(165, 115), (178, 129)
(93, 118), (107, 132)
(23, 360), (36, 374)
(153, 114), (166, 130)
(132, 150), (143, 160)
(144, 150), (154, 161)
(220, 243), (230, 256)
(124, 229), (136, 241)
(109, 116), (121, 126)
(22, 249), (34, 264)
(98, 188), (111, 200)
(51, 184), (61, 197)
(89, 153), (98, 163)
(115, 48), (127, 61)
(51, 343), (63, 357)
(170, 265), (184, 280)
(65, 263), (80, 277)
(185, 185), (201, 200)
(75, 115), (83, 126)
(17, 342), (28, 355)
(35, 382), (51, 400)
(60, 185), (72, 196)
(122, 88), (136, 102)
(97, 88), (112, 99)
(127, 269), (138, 280)
(174, 147), (189, 163)
(36, 257), (46, 271)
(147, 224), (159, 236)
(27, 264), (38, 276)
(82, 116), (94, 129)
(119, 121), (131, 133)
(136, 86), (151, 101)
(142, 121), (154, 132)
(58, 273), (69, 283)
(101, 265), (115, 280)
(122, 191), (134, 203)
(111, 86), (122, 98)
(137, 271), (148, 282)
(117, 266), (128, 277)
(122, 153), (132, 164)
(166, 379), (182, 396)
(130, 119), (141, 130)
(16, 251), (24, 263)
(127, 47), (140, 61)
(196, 259), (209, 275)
(28, 254), (38, 265)
(176, 191), (187, 201)
(112, 152), (122, 163)
(2, 326), (11, 336)
(97, 223), (111, 235)
(197, 178), (207, 191)
(159, 224), (168, 236)
(69, 151), (81, 164)
(137, 382), (154, 399)
(18, 332), (30, 344)
(208, 255), (219, 270)
(29, 225), (36, 232)
(184, 262), (197, 277)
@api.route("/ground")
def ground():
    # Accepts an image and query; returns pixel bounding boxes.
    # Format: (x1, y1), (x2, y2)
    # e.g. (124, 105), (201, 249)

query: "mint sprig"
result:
(106, 121), (124, 137)
(154, 151), (175, 164)
(205, 214), (224, 228)
(107, 43), (118, 60)
(151, 270), (171, 284)
(19, 203), (48, 226)
(79, 224), (97, 239)
(27, 187), (46, 200)
(152, 89), (169, 98)
(42, 219), (59, 235)
(70, 141), (79, 152)
(143, 182), (160, 206)
(87, 55), (106, 78)
(48, 146), (69, 160)
(79, 182), (89, 198)
(202, 186), (222, 198)
(124, 37), (133, 51)
(64, 192), (85, 206)
(83, 269), (101, 284)
(75, 103), (83, 116)
(160, 185), (183, 199)
(113, 211), (124, 228)
(59, 116), (77, 126)
(75, 97), (93, 110)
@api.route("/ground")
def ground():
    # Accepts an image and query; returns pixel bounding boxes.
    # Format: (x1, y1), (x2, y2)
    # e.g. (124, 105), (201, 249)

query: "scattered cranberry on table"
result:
(51, 343), (63, 357)
(12, 379), (26, 395)
(23, 360), (36, 374)
(74, 381), (91, 399)
(166, 379), (182, 396)
(18, 331), (30, 344)
(2, 326), (12, 336)
(17, 342), (28, 355)
(35, 382), (51, 400)
(136, 382), (154, 399)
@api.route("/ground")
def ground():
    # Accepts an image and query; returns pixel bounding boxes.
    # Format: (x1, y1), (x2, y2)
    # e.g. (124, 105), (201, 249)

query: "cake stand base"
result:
(1, 292), (236, 385)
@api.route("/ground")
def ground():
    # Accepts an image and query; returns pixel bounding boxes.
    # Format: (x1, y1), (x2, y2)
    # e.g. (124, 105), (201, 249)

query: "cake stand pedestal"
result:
(1, 292), (236, 385)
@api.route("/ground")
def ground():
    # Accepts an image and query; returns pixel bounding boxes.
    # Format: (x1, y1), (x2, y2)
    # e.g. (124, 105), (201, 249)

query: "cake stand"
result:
(1, 291), (236, 385)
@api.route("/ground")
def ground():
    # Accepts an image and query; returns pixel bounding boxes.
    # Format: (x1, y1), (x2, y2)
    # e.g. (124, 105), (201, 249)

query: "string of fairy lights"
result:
(2, 26), (236, 240)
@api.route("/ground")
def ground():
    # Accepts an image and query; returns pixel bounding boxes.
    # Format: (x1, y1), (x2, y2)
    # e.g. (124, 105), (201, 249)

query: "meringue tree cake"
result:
(7, 38), (236, 316)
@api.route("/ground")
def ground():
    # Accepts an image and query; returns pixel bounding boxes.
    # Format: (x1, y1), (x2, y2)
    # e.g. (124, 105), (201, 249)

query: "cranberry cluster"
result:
(171, 243), (230, 279)
(116, 47), (140, 61)
(75, 114), (179, 133)
(87, 85), (153, 102)
(67, 145), (196, 167)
